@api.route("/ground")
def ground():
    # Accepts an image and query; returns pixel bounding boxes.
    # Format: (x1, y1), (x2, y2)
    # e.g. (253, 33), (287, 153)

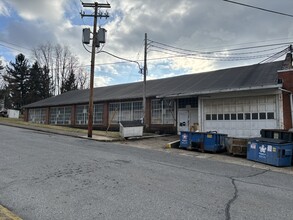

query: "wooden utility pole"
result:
(143, 33), (147, 127)
(81, 2), (110, 138)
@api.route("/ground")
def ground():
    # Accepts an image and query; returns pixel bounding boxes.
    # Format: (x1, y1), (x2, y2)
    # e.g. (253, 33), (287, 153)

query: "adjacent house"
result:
(23, 58), (293, 138)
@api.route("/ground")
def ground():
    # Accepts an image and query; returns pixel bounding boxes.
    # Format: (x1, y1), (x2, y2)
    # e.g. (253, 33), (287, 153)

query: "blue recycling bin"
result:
(180, 131), (191, 149)
(203, 132), (227, 152)
(247, 138), (293, 167)
(180, 131), (227, 152)
(180, 131), (205, 149)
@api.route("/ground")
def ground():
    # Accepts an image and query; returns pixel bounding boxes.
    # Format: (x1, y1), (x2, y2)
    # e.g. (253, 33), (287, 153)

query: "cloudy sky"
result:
(1, 0), (293, 87)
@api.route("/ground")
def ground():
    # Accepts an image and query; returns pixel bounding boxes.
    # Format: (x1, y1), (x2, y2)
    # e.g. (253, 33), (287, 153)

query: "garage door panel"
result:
(203, 95), (278, 138)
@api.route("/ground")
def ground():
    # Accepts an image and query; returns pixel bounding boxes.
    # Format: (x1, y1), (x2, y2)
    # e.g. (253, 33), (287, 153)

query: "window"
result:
(93, 104), (103, 124)
(163, 100), (175, 124)
(133, 101), (143, 120)
(109, 103), (120, 123)
(29, 108), (46, 124)
(237, 113), (243, 120)
(212, 114), (217, 120)
(267, 112), (274, 119)
(231, 114), (236, 120)
(50, 106), (72, 125)
(206, 114), (211, 120)
(224, 114), (230, 120)
(76, 105), (88, 125)
(151, 99), (175, 124)
(252, 113), (258, 120)
(259, 112), (266, 120)
(109, 101), (143, 123)
(76, 104), (103, 125)
(178, 97), (198, 108)
(121, 102), (132, 121)
(218, 114), (223, 120)
(245, 113), (251, 120)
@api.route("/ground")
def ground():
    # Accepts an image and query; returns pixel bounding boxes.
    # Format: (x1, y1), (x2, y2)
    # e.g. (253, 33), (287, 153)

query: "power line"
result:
(100, 50), (143, 71)
(149, 39), (293, 54)
(148, 48), (282, 61)
(150, 43), (286, 57)
(223, 0), (293, 18)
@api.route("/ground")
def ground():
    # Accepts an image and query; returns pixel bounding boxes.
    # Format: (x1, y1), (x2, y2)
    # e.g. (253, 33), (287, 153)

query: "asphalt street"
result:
(0, 124), (293, 220)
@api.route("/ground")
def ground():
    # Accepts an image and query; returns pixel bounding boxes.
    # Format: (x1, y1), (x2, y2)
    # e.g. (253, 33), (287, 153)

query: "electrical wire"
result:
(149, 39), (293, 54)
(99, 50), (143, 72)
(223, 0), (293, 18)
(149, 44), (287, 58)
(148, 48), (282, 61)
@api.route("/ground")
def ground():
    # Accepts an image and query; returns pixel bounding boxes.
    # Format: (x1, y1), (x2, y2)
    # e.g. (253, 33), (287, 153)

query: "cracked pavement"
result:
(0, 125), (293, 220)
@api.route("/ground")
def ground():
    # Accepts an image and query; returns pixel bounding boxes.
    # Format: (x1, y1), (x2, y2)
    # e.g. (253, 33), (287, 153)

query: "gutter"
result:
(279, 88), (293, 128)
(156, 84), (282, 99)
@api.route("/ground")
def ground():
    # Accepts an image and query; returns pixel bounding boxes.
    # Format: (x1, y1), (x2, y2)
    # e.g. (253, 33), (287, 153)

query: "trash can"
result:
(119, 121), (143, 138)
(180, 131), (191, 149)
(247, 138), (293, 167)
(260, 129), (293, 142)
(190, 132), (205, 151)
(203, 132), (227, 152)
(180, 131), (205, 150)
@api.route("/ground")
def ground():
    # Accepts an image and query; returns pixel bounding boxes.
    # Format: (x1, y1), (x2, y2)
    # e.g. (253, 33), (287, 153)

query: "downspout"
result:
(279, 88), (293, 128)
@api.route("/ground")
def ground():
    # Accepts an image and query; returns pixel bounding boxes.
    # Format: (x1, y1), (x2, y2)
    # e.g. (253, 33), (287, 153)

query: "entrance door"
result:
(178, 110), (189, 133)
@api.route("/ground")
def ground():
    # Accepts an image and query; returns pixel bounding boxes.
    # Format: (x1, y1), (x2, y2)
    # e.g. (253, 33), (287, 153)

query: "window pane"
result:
(94, 104), (103, 124)
(245, 113), (251, 120)
(109, 103), (120, 123)
(206, 114), (211, 120)
(151, 100), (162, 124)
(218, 114), (223, 120)
(212, 114), (217, 120)
(133, 101), (143, 120)
(252, 113), (258, 120)
(231, 114), (236, 120)
(76, 105), (88, 125)
(259, 112), (266, 120)
(237, 113), (243, 120)
(121, 102), (132, 121)
(267, 112), (274, 119)
(224, 114), (230, 120)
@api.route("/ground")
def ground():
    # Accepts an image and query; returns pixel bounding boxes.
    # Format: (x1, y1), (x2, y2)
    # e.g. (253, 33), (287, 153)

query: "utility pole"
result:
(143, 33), (147, 127)
(81, 2), (110, 138)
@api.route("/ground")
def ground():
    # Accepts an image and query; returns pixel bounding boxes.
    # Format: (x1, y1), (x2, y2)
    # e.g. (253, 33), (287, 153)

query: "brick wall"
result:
(278, 70), (293, 129)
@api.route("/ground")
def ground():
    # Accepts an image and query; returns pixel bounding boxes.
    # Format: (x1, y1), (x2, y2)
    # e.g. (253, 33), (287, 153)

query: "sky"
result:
(1, 0), (293, 88)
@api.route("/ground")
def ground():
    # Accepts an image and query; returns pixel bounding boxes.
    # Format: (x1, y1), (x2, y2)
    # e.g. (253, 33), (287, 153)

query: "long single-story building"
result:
(23, 58), (293, 138)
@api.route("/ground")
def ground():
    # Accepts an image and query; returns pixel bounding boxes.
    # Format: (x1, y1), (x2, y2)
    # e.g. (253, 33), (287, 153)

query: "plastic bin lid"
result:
(120, 120), (143, 127)
(249, 137), (289, 144)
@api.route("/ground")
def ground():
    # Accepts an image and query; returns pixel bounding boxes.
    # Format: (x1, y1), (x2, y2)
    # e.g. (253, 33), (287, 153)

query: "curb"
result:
(0, 205), (22, 220)
(0, 122), (121, 142)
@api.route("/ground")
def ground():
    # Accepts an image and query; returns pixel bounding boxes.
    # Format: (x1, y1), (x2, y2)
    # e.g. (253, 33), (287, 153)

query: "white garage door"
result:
(203, 95), (278, 138)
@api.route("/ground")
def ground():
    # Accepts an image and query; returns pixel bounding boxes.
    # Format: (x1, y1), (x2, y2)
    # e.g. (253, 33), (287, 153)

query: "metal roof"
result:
(24, 61), (284, 108)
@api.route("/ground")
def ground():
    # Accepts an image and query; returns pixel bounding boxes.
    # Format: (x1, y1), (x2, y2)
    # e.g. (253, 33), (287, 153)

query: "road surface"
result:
(0, 125), (292, 220)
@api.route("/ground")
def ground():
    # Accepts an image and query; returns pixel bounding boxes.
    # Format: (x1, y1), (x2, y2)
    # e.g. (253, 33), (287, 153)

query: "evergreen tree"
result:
(27, 61), (42, 103)
(60, 70), (77, 94)
(3, 54), (30, 109)
(39, 65), (53, 99)
(27, 62), (53, 104)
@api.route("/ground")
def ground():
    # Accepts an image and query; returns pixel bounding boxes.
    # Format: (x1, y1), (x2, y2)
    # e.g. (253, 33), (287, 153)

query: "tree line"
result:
(0, 43), (89, 110)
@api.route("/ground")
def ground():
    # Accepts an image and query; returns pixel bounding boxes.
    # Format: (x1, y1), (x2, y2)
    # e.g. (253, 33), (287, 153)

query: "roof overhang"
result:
(156, 84), (282, 99)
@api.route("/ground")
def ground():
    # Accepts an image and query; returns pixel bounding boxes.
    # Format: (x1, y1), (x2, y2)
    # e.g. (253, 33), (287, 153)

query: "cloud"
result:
(1, 0), (293, 88)
(3, 0), (66, 23)
(0, 1), (9, 16)
(94, 75), (112, 87)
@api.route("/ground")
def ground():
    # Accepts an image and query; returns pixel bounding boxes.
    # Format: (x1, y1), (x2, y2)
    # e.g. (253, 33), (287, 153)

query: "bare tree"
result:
(0, 60), (5, 90)
(33, 42), (80, 95)
(76, 67), (89, 90)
